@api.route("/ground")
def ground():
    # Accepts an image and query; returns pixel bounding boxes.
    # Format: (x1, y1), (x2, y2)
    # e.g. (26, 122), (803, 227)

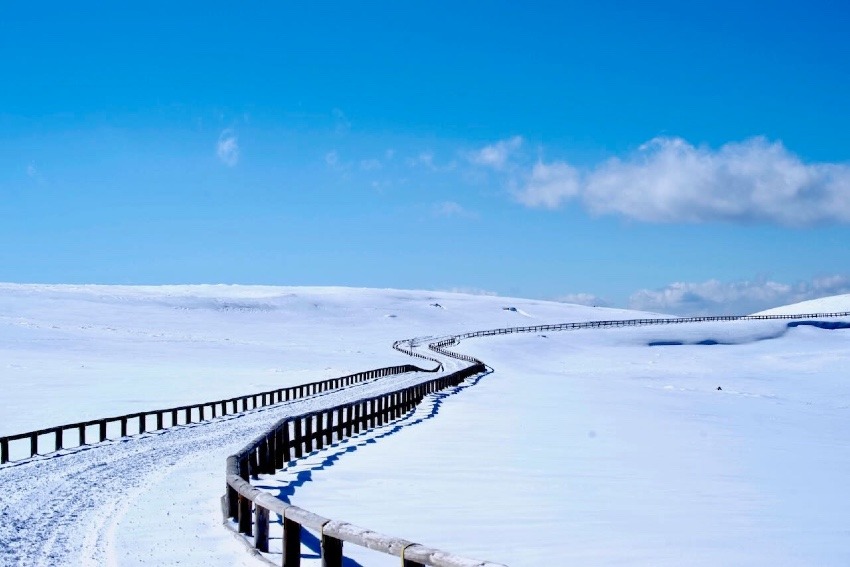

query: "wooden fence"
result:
(0, 363), (434, 465)
(223, 361), (502, 567)
(428, 310), (850, 361)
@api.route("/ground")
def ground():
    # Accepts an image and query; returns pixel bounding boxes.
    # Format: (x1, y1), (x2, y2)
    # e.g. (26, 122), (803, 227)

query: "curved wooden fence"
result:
(0, 363), (434, 465)
(223, 362), (499, 567)
(223, 310), (850, 565)
(427, 311), (850, 361)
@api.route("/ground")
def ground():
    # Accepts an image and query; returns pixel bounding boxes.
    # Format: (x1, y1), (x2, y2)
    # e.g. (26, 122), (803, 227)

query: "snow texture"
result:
(2, 285), (849, 566)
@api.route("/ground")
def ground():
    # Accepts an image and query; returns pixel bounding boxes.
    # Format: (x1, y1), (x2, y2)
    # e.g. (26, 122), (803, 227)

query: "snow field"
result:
(278, 314), (850, 566)
(2, 285), (849, 566)
(0, 284), (634, 436)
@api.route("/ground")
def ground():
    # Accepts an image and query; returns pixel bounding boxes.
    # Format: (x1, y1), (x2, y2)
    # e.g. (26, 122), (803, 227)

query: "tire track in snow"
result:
(0, 372), (448, 566)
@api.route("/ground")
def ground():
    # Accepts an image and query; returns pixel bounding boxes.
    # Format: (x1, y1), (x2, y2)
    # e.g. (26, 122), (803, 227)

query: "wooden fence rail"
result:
(0, 363), (435, 465)
(223, 361), (504, 567)
(428, 311), (850, 363)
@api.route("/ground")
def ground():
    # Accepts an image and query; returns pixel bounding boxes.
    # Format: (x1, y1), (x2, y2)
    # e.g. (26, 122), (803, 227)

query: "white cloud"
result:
(629, 275), (850, 315)
(332, 108), (351, 134)
(433, 201), (477, 219)
(516, 161), (580, 209)
(467, 136), (523, 170)
(404, 151), (457, 172)
(513, 136), (850, 226)
(216, 129), (239, 167)
(325, 150), (340, 168)
(406, 151), (435, 169)
(26, 162), (44, 183)
(360, 158), (382, 171)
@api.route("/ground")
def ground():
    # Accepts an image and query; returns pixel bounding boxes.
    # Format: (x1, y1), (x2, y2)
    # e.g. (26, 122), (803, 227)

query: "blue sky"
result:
(2, 1), (850, 313)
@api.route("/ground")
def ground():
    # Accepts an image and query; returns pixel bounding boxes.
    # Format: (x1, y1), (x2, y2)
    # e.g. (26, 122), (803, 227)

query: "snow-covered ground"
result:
(1, 284), (849, 566)
(0, 284), (635, 436)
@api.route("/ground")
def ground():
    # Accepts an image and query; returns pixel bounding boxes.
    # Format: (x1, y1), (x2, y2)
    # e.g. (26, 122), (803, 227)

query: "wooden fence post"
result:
(258, 438), (269, 473)
(267, 432), (276, 473)
(283, 517), (301, 567)
(275, 426), (285, 469)
(336, 407), (344, 441)
(55, 428), (63, 450)
(305, 416), (313, 453)
(0, 438), (8, 464)
(321, 530), (343, 567)
(315, 413), (324, 451)
(227, 482), (239, 520)
(294, 419), (304, 459)
(255, 505), (269, 552)
(30, 433), (38, 457)
(250, 448), (260, 480)
(238, 494), (252, 535)
(324, 411), (333, 446)
(282, 422), (292, 463)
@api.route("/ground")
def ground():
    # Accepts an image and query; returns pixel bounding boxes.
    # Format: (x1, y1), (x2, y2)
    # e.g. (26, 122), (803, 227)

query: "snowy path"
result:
(0, 370), (447, 566)
(2, 282), (848, 567)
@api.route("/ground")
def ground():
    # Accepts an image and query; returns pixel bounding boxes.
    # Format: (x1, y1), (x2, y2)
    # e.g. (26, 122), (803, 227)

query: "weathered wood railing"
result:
(223, 361), (504, 567)
(0, 363), (434, 465)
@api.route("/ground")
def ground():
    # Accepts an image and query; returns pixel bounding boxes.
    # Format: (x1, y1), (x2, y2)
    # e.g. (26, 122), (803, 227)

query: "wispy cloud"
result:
(216, 129), (239, 167)
(406, 151), (435, 169)
(360, 158), (382, 171)
(629, 275), (850, 315)
(471, 136), (850, 226)
(325, 150), (340, 168)
(467, 136), (523, 170)
(516, 160), (580, 208)
(332, 108), (351, 134)
(406, 151), (457, 172)
(26, 162), (45, 183)
(433, 201), (478, 219)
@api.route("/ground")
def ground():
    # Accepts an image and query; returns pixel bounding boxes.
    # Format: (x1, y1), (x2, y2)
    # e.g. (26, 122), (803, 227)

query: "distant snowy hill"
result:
(754, 292), (850, 315)
(0, 283), (647, 436)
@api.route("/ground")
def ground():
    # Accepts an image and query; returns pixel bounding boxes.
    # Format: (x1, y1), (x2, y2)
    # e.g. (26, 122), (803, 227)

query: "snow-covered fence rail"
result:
(0, 363), (434, 464)
(428, 311), (850, 360)
(392, 338), (444, 369)
(223, 361), (505, 567)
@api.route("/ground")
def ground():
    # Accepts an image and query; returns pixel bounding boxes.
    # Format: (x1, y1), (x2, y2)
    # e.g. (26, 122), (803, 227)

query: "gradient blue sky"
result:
(2, 1), (850, 313)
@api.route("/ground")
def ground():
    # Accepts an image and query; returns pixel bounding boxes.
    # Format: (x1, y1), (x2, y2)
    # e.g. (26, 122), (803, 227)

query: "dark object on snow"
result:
(502, 306), (518, 312)
(717, 386), (722, 391)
